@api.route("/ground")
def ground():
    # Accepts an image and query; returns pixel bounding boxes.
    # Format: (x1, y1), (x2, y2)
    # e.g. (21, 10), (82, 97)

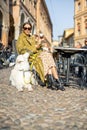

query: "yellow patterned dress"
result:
(39, 47), (56, 76)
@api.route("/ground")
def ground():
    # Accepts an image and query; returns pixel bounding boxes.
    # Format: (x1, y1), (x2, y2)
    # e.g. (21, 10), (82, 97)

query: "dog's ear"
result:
(16, 55), (24, 63)
(23, 52), (29, 59)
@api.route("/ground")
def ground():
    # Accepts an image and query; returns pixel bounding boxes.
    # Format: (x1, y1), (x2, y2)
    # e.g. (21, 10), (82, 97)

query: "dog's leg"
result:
(27, 84), (33, 91)
(16, 85), (24, 92)
(18, 88), (23, 92)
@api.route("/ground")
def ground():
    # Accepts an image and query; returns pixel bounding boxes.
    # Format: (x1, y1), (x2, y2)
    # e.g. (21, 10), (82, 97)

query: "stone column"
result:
(14, 25), (20, 40)
(2, 25), (9, 47)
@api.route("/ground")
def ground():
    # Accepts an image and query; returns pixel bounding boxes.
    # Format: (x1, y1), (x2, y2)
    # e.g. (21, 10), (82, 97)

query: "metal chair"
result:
(70, 53), (87, 89)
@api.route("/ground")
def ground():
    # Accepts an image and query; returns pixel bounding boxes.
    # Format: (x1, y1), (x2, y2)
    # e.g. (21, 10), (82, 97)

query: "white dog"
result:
(9, 52), (35, 91)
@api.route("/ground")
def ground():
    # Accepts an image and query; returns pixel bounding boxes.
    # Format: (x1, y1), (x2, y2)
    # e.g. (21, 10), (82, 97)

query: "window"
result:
(85, 19), (87, 28)
(77, 22), (81, 31)
(78, 2), (81, 10)
(85, 0), (87, 7)
(77, 22), (81, 35)
(85, 19), (87, 33)
(33, 0), (37, 8)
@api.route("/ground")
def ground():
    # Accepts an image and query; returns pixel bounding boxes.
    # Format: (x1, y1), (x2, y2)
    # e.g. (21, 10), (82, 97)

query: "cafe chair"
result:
(70, 53), (87, 89)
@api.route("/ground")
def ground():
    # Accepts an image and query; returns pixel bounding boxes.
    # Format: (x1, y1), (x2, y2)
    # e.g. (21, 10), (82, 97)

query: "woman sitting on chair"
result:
(16, 22), (45, 83)
(39, 39), (65, 91)
(16, 21), (65, 91)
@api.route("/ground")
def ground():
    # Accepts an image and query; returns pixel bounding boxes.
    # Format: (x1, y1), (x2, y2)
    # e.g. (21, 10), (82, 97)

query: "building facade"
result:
(74, 0), (87, 46)
(62, 28), (74, 47)
(0, 0), (52, 47)
(36, 0), (52, 43)
(0, 0), (9, 46)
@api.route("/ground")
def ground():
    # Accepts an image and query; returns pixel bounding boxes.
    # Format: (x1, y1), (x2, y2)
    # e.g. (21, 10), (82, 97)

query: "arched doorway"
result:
(20, 13), (25, 33)
(32, 24), (36, 35)
(8, 13), (14, 47)
(0, 11), (3, 40)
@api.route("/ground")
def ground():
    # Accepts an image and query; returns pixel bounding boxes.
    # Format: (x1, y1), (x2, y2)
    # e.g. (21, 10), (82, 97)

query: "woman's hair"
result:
(22, 21), (32, 29)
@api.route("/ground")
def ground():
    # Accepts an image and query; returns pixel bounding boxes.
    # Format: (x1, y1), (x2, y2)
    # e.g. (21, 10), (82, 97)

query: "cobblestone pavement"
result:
(0, 67), (87, 130)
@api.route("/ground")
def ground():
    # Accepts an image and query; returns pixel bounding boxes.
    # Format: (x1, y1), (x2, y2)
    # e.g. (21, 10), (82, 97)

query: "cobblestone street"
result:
(0, 67), (87, 130)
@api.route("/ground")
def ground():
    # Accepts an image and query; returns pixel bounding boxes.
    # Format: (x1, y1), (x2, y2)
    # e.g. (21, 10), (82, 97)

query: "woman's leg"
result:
(51, 66), (65, 91)
(51, 66), (59, 79)
(46, 69), (53, 88)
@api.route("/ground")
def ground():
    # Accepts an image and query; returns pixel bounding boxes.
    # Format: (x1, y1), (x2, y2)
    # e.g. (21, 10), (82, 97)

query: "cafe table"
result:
(54, 47), (87, 86)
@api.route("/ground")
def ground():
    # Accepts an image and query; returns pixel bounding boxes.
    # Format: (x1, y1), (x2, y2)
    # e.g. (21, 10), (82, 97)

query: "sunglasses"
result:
(23, 27), (31, 30)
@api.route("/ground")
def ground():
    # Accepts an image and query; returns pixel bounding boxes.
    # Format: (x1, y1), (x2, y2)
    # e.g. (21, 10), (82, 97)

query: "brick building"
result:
(0, 0), (52, 47)
(0, 0), (9, 46)
(62, 28), (74, 47)
(74, 0), (87, 46)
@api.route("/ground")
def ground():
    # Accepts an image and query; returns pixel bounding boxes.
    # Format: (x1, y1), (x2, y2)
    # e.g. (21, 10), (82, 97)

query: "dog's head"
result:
(15, 52), (30, 71)
(23, 52), (30, 59)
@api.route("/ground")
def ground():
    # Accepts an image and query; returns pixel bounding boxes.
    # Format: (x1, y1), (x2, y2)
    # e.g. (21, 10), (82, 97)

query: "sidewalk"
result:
(0, 67), (87, 130)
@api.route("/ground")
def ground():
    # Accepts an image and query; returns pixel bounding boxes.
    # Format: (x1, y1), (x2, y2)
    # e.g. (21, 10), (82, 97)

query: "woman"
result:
(16, 22), (45, 83)
(39, 39), (65, 91)
(16, 22), (65, 91)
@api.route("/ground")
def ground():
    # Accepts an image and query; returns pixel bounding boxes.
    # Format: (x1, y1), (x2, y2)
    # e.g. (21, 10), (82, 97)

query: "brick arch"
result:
(20, 13), (25, 32)
(8, 13), (15, 46)
(32, 23), (36, 35)
(0, 10), (3, 40)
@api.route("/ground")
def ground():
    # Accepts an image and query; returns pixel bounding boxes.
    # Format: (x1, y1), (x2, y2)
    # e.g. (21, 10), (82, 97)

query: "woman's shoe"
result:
(47, 74), (53, 89)
(53, 78), (65, 91)
(36, 73), (46, 87)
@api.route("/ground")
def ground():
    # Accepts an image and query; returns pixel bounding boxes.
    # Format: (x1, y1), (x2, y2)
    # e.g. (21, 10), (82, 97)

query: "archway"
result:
(20, 13), (25, 33)
(8, 13), (14, 46)
(0, 11), (3, 40)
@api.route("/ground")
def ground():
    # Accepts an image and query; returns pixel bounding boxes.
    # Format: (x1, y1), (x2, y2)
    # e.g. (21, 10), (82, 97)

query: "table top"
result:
(54, 47), (87, 57)
(54, 46), (87, 51)
(54, 47), (87, 53)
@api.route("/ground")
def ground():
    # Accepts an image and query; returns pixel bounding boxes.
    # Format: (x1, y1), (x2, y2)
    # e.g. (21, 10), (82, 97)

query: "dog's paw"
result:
(18, 88), (24, 92)
(28, 87), (33, 92)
